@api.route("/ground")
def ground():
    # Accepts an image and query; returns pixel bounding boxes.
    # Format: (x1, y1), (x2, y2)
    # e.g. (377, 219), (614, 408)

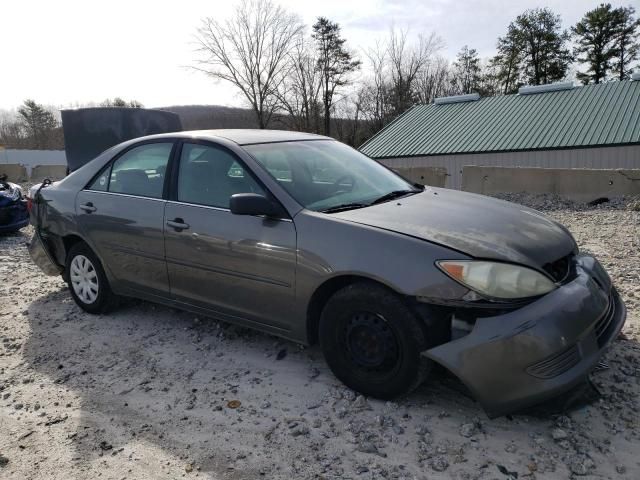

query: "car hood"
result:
(333, 188), (577, 270)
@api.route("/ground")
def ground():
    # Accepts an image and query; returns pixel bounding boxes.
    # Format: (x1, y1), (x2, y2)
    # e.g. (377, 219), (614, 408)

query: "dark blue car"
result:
(0, 175), (29, 233)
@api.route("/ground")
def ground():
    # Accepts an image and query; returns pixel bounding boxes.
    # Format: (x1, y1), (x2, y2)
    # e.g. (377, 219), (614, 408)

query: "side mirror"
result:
(229, 193), (286, 218)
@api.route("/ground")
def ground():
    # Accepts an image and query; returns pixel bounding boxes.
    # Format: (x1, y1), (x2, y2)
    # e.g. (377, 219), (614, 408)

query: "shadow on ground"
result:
(20, 287), (640, 478)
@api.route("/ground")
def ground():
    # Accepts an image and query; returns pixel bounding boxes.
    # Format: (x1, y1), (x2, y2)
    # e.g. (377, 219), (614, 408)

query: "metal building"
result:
(359, 78), (640, 189)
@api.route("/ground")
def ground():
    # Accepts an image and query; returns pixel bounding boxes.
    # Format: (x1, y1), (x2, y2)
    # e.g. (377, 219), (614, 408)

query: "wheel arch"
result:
(306, 274), (402, 345)
(46, 233), (98, 279)
(61, 234), (85, 258)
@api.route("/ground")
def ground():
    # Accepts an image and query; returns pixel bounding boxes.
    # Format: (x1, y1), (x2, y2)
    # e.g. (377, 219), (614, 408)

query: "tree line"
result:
(1, 2), (638, 150)
(0, 97), (141, 150)
(194, 0), (639, 146)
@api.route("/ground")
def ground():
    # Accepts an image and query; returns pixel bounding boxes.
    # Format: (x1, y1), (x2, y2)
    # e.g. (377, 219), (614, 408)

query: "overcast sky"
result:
(1, 0), (634, 111)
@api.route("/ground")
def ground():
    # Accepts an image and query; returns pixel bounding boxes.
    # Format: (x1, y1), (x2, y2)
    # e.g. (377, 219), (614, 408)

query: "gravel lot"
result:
(1, 194), (639, 480)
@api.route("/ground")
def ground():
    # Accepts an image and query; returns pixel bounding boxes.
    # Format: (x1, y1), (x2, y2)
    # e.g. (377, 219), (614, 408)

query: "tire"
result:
(65, 242), (117, 314)
(319, 282), (431, 399)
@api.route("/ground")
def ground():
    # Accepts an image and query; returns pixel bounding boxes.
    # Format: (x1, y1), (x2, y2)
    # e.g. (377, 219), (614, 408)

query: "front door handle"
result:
(79, 202), (97, 213)
(166, 218), (190, 231)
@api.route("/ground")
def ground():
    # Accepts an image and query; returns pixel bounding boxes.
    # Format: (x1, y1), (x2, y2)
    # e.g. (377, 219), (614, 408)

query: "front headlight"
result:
(436, 260), (556, 300)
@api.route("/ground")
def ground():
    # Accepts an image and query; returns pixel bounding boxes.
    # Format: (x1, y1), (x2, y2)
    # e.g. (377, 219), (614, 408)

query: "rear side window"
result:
(177, 143), (265, 208)
(108, 143), (173, 198)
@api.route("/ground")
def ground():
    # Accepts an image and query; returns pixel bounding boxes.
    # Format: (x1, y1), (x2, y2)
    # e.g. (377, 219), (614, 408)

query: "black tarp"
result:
(61, 108), (182, 171)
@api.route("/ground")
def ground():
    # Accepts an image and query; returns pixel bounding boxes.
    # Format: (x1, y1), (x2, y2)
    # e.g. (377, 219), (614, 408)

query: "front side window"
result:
(244, 140), (418, 212)
(108, 143), (173, 198)
(177, 143), (265, 208)
(87, 164), (110, 191)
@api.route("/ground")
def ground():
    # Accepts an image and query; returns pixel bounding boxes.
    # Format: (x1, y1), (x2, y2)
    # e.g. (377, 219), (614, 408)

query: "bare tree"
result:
(333, 89), (366, 147)
(361, 41), (392, 132)
(415, 56), (452, 104)
(100, 98), (143, 108)
(387, 29), (443, 115)
(0, 113), (26, 149)
(194, 0), (303, 129)
(358, 29), (443, 138)
(278, 37), (322, 132)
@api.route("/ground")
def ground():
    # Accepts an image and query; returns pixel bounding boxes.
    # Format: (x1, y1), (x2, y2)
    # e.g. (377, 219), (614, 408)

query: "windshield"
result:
(244, 140), (419, 212)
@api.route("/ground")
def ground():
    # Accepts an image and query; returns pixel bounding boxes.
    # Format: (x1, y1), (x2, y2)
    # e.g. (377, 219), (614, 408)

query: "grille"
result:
(542, 254), (573, 283)
(594, 294), (616, 347)
(526, 344), (581, 379)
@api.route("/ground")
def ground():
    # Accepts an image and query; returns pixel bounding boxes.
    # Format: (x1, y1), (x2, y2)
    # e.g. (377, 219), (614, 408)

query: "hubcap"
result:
(70, 255), (99, 304)
(342, 312), (399, 373)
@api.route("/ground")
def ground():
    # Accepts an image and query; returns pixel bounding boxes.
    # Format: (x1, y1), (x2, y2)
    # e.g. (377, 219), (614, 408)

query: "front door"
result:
(75, 141), (174, 296)
(163, 142), (296, 331)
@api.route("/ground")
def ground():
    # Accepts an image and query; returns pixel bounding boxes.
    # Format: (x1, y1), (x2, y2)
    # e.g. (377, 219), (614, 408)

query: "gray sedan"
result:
(29, 130), (626, 417)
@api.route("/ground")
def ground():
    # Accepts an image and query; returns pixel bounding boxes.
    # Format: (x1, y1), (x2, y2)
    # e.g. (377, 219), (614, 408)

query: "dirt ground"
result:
(1, 198), (639, 480)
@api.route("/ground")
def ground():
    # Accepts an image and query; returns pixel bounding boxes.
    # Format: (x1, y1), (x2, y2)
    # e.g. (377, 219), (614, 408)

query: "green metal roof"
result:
(360, 80), (640, 158)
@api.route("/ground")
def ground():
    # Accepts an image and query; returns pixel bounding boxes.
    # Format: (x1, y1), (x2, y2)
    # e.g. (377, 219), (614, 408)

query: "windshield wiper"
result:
(370, 189), (420, 205)
(320, 203), (369, 214)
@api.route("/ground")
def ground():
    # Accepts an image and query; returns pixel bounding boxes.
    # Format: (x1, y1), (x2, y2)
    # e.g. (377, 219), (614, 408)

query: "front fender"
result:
(291, 209), (471, 342)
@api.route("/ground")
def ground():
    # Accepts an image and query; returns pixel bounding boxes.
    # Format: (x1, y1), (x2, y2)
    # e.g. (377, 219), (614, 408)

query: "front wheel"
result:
(319, 282), (431, 399)
(66, 242), (117, 314)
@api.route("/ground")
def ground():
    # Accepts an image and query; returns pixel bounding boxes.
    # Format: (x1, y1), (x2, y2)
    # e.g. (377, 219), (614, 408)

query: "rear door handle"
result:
(79, 202), (97, 213)
(166, 218), (190, 231)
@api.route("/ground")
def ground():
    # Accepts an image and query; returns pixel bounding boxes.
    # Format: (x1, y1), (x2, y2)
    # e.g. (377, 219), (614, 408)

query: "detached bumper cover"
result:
(28, 231), (63, 276)
(0, 200), (29, 233)
(423, 254), (626, 417)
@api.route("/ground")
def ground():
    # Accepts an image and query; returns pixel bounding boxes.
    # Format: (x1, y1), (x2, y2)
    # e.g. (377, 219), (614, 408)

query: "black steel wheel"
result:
(342, 311), (400, 374)
(319, 282), (431, 399)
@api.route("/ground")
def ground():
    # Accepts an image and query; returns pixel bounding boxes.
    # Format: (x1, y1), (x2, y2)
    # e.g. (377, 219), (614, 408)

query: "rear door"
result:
(163, 141), (296, 330)
(75, 141), (175, 296)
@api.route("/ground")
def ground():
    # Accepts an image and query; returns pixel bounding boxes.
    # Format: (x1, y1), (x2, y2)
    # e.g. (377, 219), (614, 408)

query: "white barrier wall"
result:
(462, 166), (640, 202)
(380, 144), (640, 190)
(0, 149), (66, 176)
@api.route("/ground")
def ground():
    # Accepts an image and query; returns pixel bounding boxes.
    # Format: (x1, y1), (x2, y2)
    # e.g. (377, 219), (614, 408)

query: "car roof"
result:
(150, 129), (332, 146)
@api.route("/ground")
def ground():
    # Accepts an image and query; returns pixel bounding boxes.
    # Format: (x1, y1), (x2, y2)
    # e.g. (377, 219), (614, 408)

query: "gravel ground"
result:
(1, 194), (639, 480)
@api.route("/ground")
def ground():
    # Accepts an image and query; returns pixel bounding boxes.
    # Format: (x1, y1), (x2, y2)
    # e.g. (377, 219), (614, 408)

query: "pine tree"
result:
(312, 17), (360, 136)
(494, 8), (571, 89)
(491, 25), (523, 94)
(17, 100), (59, 149)
(611, 6), (640, 80)
(573, 3), (620, 84)
(452, 46), (482, 94)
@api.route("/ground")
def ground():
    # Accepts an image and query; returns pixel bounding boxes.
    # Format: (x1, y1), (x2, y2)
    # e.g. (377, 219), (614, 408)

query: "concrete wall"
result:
(0, 149), (66, 166)
(0, 164), (28, 182)
(0, 163), (66, 183)
(462, 166), (640, 202)
(390, 166), (447, 187)
(30, 165), (68, 182)
(0, 149), (66, 177)
(379, 144), (640, 189)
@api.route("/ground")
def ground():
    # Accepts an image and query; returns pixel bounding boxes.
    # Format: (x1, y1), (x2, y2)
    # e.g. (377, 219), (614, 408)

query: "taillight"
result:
(27, 197), (33, 213)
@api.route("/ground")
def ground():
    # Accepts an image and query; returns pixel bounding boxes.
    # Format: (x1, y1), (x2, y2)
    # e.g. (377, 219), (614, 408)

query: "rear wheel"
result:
(319, 282), (431, 399)
(66, 242), (117, 314)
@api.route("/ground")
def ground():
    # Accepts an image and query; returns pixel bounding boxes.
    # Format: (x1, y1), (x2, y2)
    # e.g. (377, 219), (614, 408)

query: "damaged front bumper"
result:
(422, 254), (626, 418)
